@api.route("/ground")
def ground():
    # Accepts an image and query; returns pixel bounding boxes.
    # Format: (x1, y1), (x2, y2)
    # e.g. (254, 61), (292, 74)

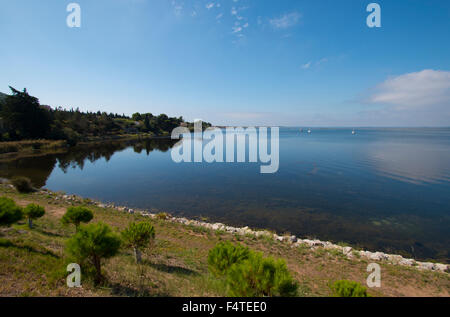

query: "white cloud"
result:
(232, 26), (242, 33)
(206, 3), (215, 10)
(300, 58), (328, 70)
(367, 69), (450, 109)
(171, 0), (183, 16)
(316, 58), (328, 65)
(354, 69), (450, 126)
(269, 12), (300, 29)
(301, 62), (311, 69)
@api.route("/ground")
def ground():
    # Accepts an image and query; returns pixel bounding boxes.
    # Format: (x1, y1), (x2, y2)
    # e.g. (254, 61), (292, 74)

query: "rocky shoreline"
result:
(33, 188), (450, 274)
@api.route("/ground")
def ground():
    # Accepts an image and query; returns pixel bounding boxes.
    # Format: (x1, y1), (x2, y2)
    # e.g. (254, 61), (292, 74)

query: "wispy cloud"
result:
(269, 12), (301, 29)
(355, 69), (450, 126)
(366, 69), (450, 109)
(171, 0), (183, 16)
(301, 62), (311, 69)
(301, 58), (328, 70)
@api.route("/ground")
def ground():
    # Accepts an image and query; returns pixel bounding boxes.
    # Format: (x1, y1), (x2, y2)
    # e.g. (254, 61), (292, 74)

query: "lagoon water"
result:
(2, 128), (450, 261)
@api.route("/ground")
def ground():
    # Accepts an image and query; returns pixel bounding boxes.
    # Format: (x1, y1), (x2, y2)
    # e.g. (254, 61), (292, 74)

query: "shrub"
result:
(61, 206), (93, 231)
(156, 212), (169, 220)
(11, 176), (34, 193)
(226, 252), (298, 297)
(330, 280), (368, 297)
(66, 222), (121, 285)
(121, 222), (155, 263)
(23, 203), (45, 229)
(0, 197), (23, 226)
(208, 241), (250, 277)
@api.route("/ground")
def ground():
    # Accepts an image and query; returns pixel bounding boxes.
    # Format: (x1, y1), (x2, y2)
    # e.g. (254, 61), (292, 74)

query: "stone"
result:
(386, 254), (403, 264)
(418, 262), (436, 271)
(289, 235), (298, 243)
(435, 263), (448, 272)
(343, 246), (353, 255)
(369, 252), (388, 261)
(399, 258), (416, 266)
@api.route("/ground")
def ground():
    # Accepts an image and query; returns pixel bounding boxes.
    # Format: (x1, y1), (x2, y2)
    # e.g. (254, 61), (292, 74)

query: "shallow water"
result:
(2, 128), (450, 262)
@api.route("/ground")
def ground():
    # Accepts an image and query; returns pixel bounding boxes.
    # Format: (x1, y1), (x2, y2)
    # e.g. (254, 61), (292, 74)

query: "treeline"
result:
(0, 86), (210, 145)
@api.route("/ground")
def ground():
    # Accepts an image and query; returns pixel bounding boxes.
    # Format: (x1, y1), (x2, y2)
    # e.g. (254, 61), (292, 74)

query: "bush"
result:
(330, 280), (368, 297)
(226, 252), (298, 297)
(208, 241), (250, 277)
(66, 222), (121, 285)
(0, 197), (23, 226)
(61, 206), (93, 231)
(156, 212), (169, 220)
(121, 222), (155, 263)
(11, 176), (34, 193)
(23, 203), (45, 229)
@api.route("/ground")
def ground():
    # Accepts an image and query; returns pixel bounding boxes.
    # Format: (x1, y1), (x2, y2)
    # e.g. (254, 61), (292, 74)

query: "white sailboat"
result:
(307, 129), (311, 134)
(352, 129), (356, 135)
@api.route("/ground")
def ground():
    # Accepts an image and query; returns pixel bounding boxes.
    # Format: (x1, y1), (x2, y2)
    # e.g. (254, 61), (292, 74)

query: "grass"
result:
(0, 140), (67, 155)
(0, 184), (449, 297)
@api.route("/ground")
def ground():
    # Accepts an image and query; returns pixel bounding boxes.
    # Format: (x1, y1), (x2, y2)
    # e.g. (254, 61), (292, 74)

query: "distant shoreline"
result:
(0, 134), (172, 161)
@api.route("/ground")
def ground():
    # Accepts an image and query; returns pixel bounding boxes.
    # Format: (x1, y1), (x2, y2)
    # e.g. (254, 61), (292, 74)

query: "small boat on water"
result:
(352, 129), (356, 135)
(307, 129), (312, 134)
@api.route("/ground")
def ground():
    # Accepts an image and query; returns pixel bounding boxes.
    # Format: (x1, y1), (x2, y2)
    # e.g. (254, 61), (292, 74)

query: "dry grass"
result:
(0, 185), (449, 297)
(0, 140), (67, 155)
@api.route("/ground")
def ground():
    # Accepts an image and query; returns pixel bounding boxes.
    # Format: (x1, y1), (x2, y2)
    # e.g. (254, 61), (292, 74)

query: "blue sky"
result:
(1, 0), (449, 126)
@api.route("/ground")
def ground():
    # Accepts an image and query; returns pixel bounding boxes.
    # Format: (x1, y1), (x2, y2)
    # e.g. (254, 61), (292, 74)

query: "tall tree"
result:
(0, 87), (52, 139)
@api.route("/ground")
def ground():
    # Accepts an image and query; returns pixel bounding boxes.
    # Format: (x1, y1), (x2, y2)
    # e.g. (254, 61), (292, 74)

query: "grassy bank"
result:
(0, 134), (169, 162)
(0, 140), (67, 155)
(0, 184), (448, 297)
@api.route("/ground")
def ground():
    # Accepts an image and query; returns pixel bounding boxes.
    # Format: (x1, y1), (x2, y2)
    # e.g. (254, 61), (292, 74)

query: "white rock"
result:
(343, 246), (353, 255)
(369, 252), (388, 261)
(418, 262), (436, 271)
(435, 263), (448, 272)
(399, 258), (416, 266)
(386, 254), (403, 264)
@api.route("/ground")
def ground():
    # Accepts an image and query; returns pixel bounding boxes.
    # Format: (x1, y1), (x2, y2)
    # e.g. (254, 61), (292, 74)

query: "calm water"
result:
(2, 128), (450, 262)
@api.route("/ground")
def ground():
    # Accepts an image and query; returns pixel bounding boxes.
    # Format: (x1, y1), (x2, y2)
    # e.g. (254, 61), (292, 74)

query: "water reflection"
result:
(1, 129), (449, 262)
(0, 138), (178, 187)
(366, 142), (450, 185)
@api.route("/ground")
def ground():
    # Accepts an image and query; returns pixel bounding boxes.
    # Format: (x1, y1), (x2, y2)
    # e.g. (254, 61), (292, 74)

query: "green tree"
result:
(0, 197), (23, 226)
(61, 206), (93, 231)
(226, 252), (298, 297)
(11, 176), (34, 193)
(121, 222), (155, 263)
(23, 203), (45, 229)
(330, 280), (369, 297)
(66, 222), (121, 284)
(208, 241), (250, 277)
(144, 114), (150, 131)
(132, 112), (142, 121)
(0, 87), (52, 139)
